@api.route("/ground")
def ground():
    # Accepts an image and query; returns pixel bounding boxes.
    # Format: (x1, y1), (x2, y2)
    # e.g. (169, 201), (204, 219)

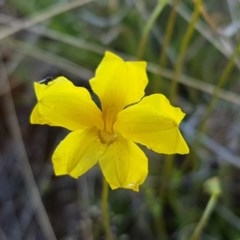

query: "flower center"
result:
(99, 130), (118, 144)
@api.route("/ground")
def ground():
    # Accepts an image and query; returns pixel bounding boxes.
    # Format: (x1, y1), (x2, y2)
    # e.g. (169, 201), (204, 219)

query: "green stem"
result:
(159, 0), (181, 68)
(153, 0), (180, 92)
(198, 39), (240, 133)
(162, 154), (175, 192)
(137, 0), (168, 59)
(159, 154), (174, 219)
(144, 188), (167, 239)
(170, 0), (202, 103)
(101, 179), (114, 240)
(189, 194), (219, 240)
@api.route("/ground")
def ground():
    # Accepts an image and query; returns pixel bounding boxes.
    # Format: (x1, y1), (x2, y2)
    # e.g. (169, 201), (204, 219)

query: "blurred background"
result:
(1, 0), (240, 239)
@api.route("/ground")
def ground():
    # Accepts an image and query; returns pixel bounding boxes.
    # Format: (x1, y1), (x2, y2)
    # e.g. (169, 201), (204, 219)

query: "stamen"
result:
(98, 130), (118, 144)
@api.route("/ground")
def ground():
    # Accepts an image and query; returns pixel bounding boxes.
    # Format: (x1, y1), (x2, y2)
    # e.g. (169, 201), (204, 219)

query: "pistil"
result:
(99, 130), (118, 144)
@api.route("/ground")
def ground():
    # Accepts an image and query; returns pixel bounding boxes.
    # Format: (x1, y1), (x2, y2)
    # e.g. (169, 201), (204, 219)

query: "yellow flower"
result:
(30, 51), (189, 191)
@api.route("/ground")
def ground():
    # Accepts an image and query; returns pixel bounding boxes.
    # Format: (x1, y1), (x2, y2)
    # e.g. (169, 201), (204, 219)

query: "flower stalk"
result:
(189, 177), (221, 240)
(101, 178), (114, 240)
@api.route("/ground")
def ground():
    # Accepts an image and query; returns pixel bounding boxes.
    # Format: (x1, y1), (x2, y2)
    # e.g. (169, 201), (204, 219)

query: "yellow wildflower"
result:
(30, 51), (189, 191)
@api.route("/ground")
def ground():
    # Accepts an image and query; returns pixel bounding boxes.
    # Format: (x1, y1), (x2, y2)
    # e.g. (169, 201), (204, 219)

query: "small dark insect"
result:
(38, 76), (54, 84)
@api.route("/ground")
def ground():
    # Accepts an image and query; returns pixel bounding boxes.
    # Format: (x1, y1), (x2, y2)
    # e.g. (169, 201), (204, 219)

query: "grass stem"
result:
(137, 0), (168, 59)
(159, 0), (181, 68)
(170, 0), (202, 103)
(198, 39), (240, 133)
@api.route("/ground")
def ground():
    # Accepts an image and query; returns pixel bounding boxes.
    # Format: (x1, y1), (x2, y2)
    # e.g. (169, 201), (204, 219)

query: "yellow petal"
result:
(99, 136), (148, 191)
(52, 127), (106, 178)
(114, 94), (189, 154)
(90, 51), (148, 132)
(30, 76), (103, 131)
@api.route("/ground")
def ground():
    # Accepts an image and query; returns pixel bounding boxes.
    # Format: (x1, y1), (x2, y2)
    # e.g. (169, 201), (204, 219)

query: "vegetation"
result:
(1, 0), (240, 239)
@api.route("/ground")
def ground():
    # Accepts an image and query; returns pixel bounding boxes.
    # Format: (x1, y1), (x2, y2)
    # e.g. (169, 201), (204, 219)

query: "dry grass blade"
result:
(2, 18), (239, 107)
(182, 122), (240, 169)
(0, 57), (57, 240)
(9, 38), (93, 79)
(0, 0), (94, 41)
(0, 13), (105, 54)
(0, 38), (93, 95)
(227, 0), (239, 21)
(175, 2), (240, 69)
(3, 34), (240, 106)
(148, 63), (240, 106)
(1, 1), (240, 239)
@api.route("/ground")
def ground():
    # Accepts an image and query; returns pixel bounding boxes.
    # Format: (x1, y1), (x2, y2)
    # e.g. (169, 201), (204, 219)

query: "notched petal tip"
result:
(124, 182), (140, 192)
(115, 94), (189, 155)
(33, 76), (73, 100)
(29, 105), (39, 124)
(108, 181), (140, 192)
(53, 166), (79, 179)
(33, 81), (47, 100)
(177, 134), (190, 154)
(89, 51), (149, 132)
(99, 138), (148, 192)
(104, 51), (123, 61)
(30, 76), (103, 130)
